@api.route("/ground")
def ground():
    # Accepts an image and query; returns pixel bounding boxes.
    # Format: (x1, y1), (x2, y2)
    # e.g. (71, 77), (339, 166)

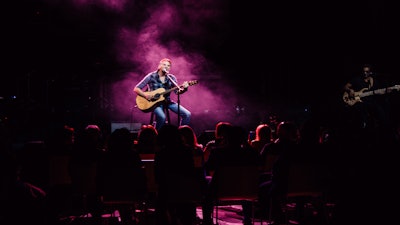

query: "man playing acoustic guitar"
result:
(134, 58), (193, 130)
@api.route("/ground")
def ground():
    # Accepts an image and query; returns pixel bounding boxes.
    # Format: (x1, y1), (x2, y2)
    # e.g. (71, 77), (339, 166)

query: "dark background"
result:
(1, 0), (400, 139)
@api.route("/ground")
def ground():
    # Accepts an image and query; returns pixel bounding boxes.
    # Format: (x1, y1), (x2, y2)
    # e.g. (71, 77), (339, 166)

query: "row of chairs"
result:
(213, 163), (334, 225)
(50, 152), (334, 225)
(48, 154), (152, 224)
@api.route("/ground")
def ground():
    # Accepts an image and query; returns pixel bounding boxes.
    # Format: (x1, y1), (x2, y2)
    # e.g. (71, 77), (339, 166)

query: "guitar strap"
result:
(364, 76), (373, 89)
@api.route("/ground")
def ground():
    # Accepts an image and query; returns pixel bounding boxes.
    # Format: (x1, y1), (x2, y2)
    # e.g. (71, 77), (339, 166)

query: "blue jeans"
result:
(153, 102), (191, 130)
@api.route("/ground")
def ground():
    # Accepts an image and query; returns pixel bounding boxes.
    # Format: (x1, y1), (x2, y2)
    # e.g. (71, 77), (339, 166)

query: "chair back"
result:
(193, 154), (204, 168)
(215, 165), (259, 201)
(263, 153), (280, 173)
(139, 153), (156, 160)
(140, 157), (158, 194)
(70, 162), (98, 195)
(99, 166), (147, 202)
(286, 162), (323, 198)
(47, 155), (72, 187)
(282, 155), (328, 225)
(165, 173), (204, 204)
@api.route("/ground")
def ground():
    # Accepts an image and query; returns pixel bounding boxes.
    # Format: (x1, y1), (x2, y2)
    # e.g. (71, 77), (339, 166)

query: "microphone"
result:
(163, 67), (169, 73)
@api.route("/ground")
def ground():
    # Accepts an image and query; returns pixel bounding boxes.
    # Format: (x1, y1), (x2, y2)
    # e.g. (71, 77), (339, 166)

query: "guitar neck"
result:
(160, 80), (198, 95)
(360, 90), (374, 98)
(361, 86), (394, 97)
(161, 86), (179, 95)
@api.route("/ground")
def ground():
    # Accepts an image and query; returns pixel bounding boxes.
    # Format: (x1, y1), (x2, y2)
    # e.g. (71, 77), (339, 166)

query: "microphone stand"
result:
(167, 74), (181, 125)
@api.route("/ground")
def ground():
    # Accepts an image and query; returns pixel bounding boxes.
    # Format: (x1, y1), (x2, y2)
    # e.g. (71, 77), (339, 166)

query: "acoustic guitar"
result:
(136, 80), (198, 112)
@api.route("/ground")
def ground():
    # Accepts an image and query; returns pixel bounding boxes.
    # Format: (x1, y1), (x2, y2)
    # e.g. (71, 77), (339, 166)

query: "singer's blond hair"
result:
(157, 58), (172, 70)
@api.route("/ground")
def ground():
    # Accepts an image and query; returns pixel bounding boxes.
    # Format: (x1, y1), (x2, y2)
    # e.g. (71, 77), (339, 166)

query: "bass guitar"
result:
(342, 84), (400, 106)
(136, 80), (198, 112)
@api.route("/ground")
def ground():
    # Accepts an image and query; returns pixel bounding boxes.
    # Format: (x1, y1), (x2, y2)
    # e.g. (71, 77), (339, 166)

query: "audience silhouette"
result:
(45, 125), (75, 223)
(258, 121), (299, 224)
(250, 123), (273, 154)
(202, 125), (260, 225)
(0, 120), (48, 225)
(68, 124), (105, 219)
(154, 124), (199, 225)
(135, 124), (159, 155)
(2, 84), (399, 225)
(202, 121), (233, 168)
(97, 127), (147, 224)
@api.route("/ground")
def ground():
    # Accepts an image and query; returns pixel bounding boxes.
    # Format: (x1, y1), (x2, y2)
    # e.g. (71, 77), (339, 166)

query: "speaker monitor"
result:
(111, 122), (142, 133)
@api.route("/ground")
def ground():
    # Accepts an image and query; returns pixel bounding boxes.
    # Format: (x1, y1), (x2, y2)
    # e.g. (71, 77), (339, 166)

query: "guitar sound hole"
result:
(152, 95), (160, 101)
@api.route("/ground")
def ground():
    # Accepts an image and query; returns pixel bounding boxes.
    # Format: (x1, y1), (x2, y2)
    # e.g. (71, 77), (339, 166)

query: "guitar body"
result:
(342, 88), (368, 106)
(136, 88), (167, 112)
(135, 79), (199, 112)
